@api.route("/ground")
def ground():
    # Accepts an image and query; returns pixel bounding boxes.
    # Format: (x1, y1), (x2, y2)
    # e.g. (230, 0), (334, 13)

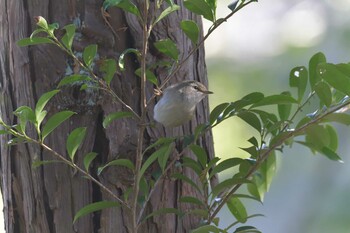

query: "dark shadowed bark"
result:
(0, 0), (214, 232)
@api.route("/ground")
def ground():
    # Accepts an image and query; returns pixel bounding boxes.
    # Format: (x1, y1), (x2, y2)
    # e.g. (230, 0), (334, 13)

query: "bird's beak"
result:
(203, 90), (213, 94)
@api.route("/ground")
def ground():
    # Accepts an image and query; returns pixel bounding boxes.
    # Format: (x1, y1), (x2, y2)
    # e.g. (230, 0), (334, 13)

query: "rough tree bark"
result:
(0, 0), (214, 232)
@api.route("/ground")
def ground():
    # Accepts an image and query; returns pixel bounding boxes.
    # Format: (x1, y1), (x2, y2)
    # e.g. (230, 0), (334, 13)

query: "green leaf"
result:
(234, 226), (261, 233)
(35, 90), (60, 117)
(179, 196), (205, 206)
(182, 157), (202, 175)
(157, 143), (174, 172)
(35, 16), (49, 29)
(140, 145), (172, 180)
(17, 37), (55, 47)
(61, 24), (76, 51)
(73, 201), (120, 223)
(118, 48), (141, 71)
(83, 152), (98, 171)
(189, 144), (207, 168)
(154, 4), (180, 25)
(322, 113), (350, 125)
(100, 59), (117, 86)
(305, 125), (330, 150)
(41, 111), (76, 141)
(58, 74), (92, 87)
(237, 111), (261, 132)
(234, 92), (265, 111)
(144, 137), (176, 154)
(314, 81), (332, 107)
(227, 197), (248, 223)
(190, 225), (221, 233)
(103, 111), (133, 128)
(210, 102), (230, 125)
(319, 63), (350, 96)
(211, 178), (251, 198)
(103, 0), (141, 17)
(209, 158), (242, 179)
(319, 146), (343, 162)
(260, 152), (277, 192)
(309, 52), (326, 90)
(135, 68), (158, 86)
(289, 66), (308, 102)
(180, 20), (200, 44)
(142, 208), (183, 223)
(32, 160), (61, 168)
(83, 44), (97, 67)
(14, 106), (35, 133)
(66, 127), (87, 161)
(97, 159), (135, 175)
(251, 94), (298, 108)
(184, 0), (215, 22)
(277, 91), (292, 121)
(325, 125), (338, 151)
(154, 39), (179, 60)
(171, 173), (202, 193)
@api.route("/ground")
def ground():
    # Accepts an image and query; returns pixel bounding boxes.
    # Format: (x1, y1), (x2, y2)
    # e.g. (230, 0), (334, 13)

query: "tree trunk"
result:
(0, 0), (214, 232)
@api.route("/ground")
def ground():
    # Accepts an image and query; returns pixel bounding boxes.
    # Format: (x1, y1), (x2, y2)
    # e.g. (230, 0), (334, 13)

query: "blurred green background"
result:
(204, 0), (350, 232)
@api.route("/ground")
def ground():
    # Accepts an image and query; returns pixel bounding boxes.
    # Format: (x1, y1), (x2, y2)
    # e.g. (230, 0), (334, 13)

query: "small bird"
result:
(154, 80), (213, 127)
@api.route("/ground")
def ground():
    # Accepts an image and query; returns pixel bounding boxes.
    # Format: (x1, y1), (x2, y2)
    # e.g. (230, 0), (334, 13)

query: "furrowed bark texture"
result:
(0, 0), (214, 232)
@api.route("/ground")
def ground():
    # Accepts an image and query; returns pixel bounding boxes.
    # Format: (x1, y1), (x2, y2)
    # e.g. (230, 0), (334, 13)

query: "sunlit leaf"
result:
(210, 102), (229, 125)
(97, 158), (135, 175)
(251, 94), (298, 108)
(211, 178), (251, 198)
(319, 63), (350, 96)
(58, 75), (92, 87)
(135, 68), (158, 86)
(41, 111), (76, 141)
(142, 208), (183, 223)
(83, 152), (98, 171)
(103, 0), (141, 17)
(118, 48), (140, 71)
(157, 143), (174, 172)
(17, 37), (55, 47)
(314, 81), (332, 107)
(61, 24), (76, 51)
(234, 226), (261, 233)
(154, 39), (179, 60)
(154, 4), (180, 25)
(171, 173), (202, 193)
(35, 90), (60, 118)
(184, 0), (215, 22)
(83, 44), (97, 67)
(237, 111), (261, 132)
(180, 20), (200, 44)
(322, 113), (350, 125)
(66, 127), (87, 161)
(103, 111), (133, 128)
(209, 158), (242, 179)
(190, 225), (221, 233)
(309, 52), (326, 90)
(100, 59), (117, 86)
(227, 197), (247, 223)
(277, 91), (292, 120)
(32, 160), (61, 168)
(289, 66), (308, 102)
(73, 201), (120, 223)
(189, 144), (207, 168)
(179, 196), (205, 206)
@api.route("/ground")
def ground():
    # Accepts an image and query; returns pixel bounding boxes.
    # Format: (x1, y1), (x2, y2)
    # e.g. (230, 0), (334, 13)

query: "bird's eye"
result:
(193, 85), (200, 91)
